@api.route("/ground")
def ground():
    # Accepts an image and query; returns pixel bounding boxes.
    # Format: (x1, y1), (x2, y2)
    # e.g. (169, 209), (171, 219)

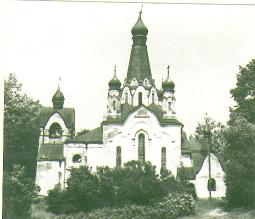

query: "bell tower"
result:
(107, 65), (121, 118)
(162, 65), (176, 118)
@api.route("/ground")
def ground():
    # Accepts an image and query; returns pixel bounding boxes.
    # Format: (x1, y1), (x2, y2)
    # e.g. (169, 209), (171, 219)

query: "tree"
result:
(3, 165), (39, 219)
(230, 59), (255, 123)
(193, 114), (226, 157)
(224, 115), (255, 207)
(224, 59), (255, 207)
(4, 73), (41, 176)
(113, 161), (163, 205)
(66, 166), (101, 213)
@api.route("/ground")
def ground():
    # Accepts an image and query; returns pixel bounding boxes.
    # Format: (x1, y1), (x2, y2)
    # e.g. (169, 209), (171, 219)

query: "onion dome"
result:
(131, 10), (148, 36)
(108, 65), (121, 90)
(52, 86), (65, 110)
(162, 65), (175, 92)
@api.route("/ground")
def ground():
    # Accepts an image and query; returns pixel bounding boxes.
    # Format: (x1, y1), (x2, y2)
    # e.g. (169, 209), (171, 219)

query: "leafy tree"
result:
(230, 59), (255, 123)
(4, 73), (41, 177)
(66, 166), (100, 213)
(193, 114), (226, 157)
(224, 115), (255, 207)
(113, 161), (162, 205)
(3, 165), (39, 219)
(224, 59), (255, 207)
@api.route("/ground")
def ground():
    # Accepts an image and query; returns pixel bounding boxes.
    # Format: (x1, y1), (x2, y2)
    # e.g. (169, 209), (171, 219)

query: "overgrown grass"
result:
(179, 199), (255, 219)
(31, 198), (55, 219)
(32, 198), (255, 219)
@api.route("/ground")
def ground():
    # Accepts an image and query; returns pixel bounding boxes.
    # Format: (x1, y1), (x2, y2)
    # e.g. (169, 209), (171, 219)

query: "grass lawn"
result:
(31, 198), (255, 219)
(179, 199), (255, 219)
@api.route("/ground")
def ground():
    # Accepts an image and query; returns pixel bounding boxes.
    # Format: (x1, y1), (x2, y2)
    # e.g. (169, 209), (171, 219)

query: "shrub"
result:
(157, 192), (195, 217)
(47, 161), (195, 215)
(52, 193), (194, 219)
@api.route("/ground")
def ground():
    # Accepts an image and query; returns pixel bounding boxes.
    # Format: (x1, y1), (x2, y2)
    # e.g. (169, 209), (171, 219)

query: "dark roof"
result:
(192, 151), (226, 174)
(126, 14), (152, 85)
(102, 103), (183, 126)
(68, 126), (103, 144)
(177, 167), (196, 180)
(131, 12), (148, 36)
(181, 139), (226, 174)
(37, 144), (64, 161)
(39, 107), (75, 130)
(181, 139), (204, 154)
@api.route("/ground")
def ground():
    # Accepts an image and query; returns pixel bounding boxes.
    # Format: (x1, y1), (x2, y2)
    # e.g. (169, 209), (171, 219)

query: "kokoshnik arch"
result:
(35, 11), (226, 198)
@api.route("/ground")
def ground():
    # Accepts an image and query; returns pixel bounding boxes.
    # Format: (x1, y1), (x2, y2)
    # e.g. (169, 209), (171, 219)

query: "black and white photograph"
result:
(2, 0), (255, 218)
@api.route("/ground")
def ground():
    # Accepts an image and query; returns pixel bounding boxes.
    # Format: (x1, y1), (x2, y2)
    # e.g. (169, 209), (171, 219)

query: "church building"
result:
(35, 12), (226, 198)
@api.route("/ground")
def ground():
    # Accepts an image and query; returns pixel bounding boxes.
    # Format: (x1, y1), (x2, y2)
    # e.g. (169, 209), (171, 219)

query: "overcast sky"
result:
(3, 1), (255, 135)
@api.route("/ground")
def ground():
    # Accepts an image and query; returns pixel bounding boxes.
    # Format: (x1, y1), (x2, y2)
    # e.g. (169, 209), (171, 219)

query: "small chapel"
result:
(35, 12), (226, 198)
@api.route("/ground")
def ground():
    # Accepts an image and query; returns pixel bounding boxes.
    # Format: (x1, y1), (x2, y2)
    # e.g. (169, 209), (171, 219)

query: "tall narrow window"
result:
(113, 100), (116, 111)
(161, 147), (166, 169)
(116, 146), (121, 167)
(125, 93), (128, 103)
(152, 93), (155, 104)
(58, 171), (62, 185)
(138, 92), (143, 105)
(138, 133), (145, 162)
(168, 102), (171, 111)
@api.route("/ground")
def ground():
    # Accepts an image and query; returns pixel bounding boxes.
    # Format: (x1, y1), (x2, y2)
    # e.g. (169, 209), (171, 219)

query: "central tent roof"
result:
(126, 11), (152, 85)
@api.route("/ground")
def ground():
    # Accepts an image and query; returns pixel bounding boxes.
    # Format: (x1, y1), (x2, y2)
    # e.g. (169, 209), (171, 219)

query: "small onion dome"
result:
(108, 75), (121, 90)
(162, 79), (175, 92)
(52, 86), (65, 110)
(131, 11), (148, 36)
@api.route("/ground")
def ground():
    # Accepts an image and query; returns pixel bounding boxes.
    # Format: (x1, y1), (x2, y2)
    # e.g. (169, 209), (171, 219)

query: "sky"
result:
(3, 1), (255, 135)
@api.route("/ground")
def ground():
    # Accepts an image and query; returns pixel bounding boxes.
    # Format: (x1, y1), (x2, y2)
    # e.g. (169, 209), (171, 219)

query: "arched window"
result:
(161, 147), (166, 169)
(125, 93), (128, 103)
(152, 93), (155, 104)
(49, 123), (62, 138)
(72, 154), (82, 163)
(208, 178), (216, 191)
(138, 133), (145, 162)
(116, 146), (121, 167)
(138, 92), (143, 105)
(168, 102), (171, 111)
(113, 100), (116, 111)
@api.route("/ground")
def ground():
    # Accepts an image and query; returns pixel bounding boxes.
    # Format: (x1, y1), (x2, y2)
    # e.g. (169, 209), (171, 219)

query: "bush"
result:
(3, 165), (39, 219)
(47, 161), (194, 215)
(157, 192), (195, 217)
(52, 192), (194, 219)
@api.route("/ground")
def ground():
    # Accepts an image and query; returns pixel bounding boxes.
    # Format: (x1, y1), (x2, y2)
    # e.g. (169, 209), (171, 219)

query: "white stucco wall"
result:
(100, 106), (182, 176)
(195, 153), (226, 198)
(36, 160), (65, 196)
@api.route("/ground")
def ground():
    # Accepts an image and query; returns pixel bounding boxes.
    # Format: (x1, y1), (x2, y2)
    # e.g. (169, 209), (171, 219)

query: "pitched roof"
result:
(102, 103), (182, 126)
(39, 107), (75, 130)
(177, 167), (196, 180)
(181, 139), (204, 154)
(37, 144), (64, 161)
(181, 139), (226, 174)
(68, 126), (103, 144)
(192, 152), (226, 174)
